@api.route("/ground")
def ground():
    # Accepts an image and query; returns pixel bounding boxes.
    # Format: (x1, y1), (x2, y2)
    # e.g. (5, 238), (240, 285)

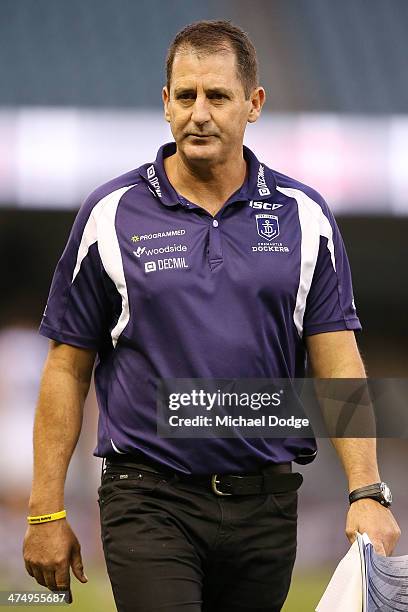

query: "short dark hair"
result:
(166, 20), (259, 99)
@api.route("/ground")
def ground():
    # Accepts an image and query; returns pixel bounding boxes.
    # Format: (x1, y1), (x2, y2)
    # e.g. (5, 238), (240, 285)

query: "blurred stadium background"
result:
(0, 1), (407, 610)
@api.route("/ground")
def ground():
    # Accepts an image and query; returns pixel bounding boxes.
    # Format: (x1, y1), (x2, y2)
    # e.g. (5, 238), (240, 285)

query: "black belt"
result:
(104, 456), (303, 497)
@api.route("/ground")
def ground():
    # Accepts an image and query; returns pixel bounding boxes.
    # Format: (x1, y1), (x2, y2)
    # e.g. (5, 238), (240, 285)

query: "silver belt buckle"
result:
(211, 474), (232, 496)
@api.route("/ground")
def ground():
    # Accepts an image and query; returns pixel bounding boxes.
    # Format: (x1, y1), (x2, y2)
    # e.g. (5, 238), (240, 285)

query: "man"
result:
(23, 20), (400, 612)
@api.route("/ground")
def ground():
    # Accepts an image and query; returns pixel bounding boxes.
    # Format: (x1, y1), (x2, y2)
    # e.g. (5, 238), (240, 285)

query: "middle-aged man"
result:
(24, 20), (400, 612)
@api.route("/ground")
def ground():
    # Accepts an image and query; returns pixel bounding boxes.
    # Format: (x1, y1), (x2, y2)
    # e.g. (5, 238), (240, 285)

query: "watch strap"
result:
(349, 482), (391, 507)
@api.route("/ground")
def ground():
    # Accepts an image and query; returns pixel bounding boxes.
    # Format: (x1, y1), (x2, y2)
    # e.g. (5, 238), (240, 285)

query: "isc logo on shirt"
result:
(249, 201), (283, 211)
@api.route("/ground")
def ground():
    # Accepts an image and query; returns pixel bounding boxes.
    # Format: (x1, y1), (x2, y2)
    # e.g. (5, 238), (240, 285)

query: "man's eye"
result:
(209, 93), (225, 100)
(178, 93), (194, 100)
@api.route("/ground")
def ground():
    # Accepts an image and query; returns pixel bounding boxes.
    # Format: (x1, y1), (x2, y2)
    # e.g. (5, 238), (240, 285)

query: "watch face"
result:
(380, 482), (392, 504)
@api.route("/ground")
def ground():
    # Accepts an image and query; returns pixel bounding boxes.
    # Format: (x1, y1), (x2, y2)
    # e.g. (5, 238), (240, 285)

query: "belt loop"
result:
(101, 457), (107, 477)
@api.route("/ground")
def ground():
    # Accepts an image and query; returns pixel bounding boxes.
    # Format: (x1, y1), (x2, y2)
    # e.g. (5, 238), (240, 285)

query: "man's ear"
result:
(162, 86), (171, 123)
(248, 87), (266, 124)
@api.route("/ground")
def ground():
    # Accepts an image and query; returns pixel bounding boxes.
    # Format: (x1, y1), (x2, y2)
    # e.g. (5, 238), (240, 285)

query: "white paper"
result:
(316, 539), (362, 612)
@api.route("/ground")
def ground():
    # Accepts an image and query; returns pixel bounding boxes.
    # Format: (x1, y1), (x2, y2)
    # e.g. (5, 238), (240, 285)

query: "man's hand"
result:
(346, 498), (401, 556)
(23, 519), (88, 603)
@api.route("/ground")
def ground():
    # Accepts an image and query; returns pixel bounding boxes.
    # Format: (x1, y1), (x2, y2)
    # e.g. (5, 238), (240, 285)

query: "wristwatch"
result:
(349, 482), (392, 507)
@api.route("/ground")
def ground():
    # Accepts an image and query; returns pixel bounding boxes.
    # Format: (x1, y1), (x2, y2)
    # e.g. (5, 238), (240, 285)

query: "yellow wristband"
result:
(27, 510), (67, 525)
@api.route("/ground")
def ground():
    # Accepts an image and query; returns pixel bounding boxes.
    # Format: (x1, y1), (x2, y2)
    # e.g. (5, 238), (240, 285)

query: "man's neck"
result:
(164, 150), (247, 217)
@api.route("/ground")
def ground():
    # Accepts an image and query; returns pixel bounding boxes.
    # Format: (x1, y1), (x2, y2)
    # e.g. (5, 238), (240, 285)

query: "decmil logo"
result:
(145, 257), (189, 273)
(257, 164), (271, 197)
(146, 164), (162, 198)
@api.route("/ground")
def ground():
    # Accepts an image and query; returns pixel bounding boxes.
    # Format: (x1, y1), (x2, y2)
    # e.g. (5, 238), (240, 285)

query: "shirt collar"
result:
(138, 141), (276, 207)
(138, 142), (180, 206)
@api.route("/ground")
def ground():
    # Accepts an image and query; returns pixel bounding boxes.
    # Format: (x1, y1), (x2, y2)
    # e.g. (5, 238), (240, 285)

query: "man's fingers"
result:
(70, 546), (88, 583)
(54, 564), (71, 590)
(54, 565), (72, 604)
(53, 587), (72, 605)
(24, 561), (34, 578)
(43, 569), (57, 591)
(373, 541), (387, 557)
(345, 529), (357, 545)
(31, 567), (47, 588)
(25, 560), (70, 591)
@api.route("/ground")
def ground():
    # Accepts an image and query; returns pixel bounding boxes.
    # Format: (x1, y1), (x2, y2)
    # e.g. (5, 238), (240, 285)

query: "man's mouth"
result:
(187, 134), (215, 138)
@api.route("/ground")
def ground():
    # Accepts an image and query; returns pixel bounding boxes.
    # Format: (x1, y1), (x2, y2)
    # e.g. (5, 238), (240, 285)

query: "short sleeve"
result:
(303, 204), (362, 337)
(39, 197), (116, 349)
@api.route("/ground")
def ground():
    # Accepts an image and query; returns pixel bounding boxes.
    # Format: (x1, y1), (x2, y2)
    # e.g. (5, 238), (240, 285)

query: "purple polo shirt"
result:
(39, 142), (361, 474)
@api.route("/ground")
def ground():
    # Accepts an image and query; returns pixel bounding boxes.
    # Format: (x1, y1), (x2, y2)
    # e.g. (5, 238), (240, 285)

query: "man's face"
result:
(162, 47), (264, 166)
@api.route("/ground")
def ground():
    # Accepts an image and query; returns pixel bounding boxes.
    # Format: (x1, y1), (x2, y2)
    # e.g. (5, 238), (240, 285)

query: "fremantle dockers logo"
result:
(255, 214), (280, 241)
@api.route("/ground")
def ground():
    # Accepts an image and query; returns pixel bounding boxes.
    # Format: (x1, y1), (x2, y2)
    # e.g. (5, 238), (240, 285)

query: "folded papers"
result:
(316, 533), (408, 611)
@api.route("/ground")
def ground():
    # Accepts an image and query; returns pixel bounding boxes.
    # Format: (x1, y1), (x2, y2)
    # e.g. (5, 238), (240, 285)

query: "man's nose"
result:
(191, 96), (211, 125)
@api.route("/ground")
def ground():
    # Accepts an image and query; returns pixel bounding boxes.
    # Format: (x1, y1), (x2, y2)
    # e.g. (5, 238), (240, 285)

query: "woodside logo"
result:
(133, 246), (146, 257)
(134, 244), (187, 258)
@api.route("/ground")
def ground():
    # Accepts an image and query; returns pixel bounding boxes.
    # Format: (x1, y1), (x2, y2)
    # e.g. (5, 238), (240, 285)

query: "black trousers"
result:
(98, 465), (298, 612)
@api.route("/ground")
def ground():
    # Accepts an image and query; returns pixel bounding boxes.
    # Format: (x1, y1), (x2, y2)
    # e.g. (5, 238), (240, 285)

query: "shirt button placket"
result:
(208, 218), (223, 270)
